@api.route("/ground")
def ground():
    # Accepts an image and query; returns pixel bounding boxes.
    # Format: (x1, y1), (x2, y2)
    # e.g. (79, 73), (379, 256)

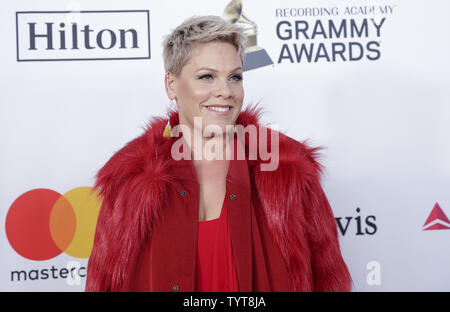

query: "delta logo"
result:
(423, 202), (450, 231)
(5, 187), (102, 260)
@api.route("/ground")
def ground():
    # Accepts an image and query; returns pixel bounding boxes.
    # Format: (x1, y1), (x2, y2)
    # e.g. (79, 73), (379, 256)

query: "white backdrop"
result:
(1, 0), (449, 291)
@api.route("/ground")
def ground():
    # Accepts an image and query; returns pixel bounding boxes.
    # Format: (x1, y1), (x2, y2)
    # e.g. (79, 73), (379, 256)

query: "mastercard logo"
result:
(5, 187), (102, 261)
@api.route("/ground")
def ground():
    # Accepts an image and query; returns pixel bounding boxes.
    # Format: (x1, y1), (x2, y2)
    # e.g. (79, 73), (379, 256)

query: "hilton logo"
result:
(16, 10), (151, 61)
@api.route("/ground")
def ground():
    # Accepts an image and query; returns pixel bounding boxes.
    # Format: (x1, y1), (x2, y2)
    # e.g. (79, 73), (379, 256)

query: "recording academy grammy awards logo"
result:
(223, 0), (273, 71)
(274, 3), (397, 63)
(222, 1), (398, 68)
(423, 202), (450, 231)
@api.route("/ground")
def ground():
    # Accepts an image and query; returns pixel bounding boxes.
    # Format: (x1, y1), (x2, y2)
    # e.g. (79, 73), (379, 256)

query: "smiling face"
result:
(165, 41), (244, 137)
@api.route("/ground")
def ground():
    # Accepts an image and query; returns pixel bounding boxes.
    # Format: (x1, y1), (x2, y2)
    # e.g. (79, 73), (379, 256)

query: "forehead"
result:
(184, 41), (242, 70)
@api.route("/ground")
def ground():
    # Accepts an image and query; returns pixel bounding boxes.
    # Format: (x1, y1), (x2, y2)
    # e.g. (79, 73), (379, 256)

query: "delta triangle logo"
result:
(423, 202), (450, 231)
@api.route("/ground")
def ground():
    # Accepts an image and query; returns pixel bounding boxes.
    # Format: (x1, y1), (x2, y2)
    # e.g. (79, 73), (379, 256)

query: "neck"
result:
(180, 123), (234, 162)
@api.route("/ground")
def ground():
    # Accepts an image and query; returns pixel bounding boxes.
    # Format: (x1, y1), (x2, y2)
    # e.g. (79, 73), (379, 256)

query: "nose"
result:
(214, 78), (232, 99)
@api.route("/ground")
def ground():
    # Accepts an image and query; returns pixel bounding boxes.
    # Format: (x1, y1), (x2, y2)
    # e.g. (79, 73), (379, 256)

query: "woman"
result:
(85, 15), (351, 292)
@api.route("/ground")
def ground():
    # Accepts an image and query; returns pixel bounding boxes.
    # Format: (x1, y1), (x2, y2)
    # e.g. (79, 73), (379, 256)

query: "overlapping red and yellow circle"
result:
(5, 187), (102, 261)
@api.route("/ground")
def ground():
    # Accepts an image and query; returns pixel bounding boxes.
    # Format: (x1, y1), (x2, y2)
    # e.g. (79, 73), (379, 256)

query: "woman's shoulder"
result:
(237, 104), (325, 174)
(93, 116), (170, 201)
(254, 125), (325, 179)
(279, 131), (324, 174)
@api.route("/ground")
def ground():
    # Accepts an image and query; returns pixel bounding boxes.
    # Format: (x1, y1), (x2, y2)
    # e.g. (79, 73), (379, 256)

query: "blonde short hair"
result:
(162, 15), (247, 76)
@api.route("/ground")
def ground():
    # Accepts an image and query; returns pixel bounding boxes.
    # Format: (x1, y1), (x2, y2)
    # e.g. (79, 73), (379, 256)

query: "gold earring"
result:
(163, 99), (176, 138)
(163, 120), (172, 138)
(233, 124), (237, 134)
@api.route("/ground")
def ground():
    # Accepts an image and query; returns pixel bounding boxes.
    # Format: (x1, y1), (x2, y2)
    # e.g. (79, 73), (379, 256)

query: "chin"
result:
(202, 121), (231, 136)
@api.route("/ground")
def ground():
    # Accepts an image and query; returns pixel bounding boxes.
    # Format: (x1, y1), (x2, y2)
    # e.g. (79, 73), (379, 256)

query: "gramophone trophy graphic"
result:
(223, 0), (273, 71)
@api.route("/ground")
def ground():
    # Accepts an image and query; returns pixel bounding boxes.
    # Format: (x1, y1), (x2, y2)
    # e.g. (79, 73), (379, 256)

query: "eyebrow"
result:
(196, 67), (243, 73)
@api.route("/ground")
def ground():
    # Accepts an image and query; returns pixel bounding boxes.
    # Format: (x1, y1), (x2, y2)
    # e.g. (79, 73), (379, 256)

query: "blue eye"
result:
(230, 74), (243, 81)
(199, 74), (213, 80)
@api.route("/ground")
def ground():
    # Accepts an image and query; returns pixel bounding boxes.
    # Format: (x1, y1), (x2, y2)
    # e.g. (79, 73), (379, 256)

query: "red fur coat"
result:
(85, 105), (352, 292)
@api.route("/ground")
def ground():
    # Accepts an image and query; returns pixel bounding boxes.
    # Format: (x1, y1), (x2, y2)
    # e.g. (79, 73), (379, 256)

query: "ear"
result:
(164, 71), (176, 100)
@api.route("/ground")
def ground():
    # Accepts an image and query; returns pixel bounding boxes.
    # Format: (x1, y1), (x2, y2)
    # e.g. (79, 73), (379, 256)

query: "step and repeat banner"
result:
(1, 0), (449, 291)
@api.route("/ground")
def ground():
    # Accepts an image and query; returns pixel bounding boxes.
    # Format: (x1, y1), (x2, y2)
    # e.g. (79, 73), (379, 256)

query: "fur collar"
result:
(89, 104), (328, 291)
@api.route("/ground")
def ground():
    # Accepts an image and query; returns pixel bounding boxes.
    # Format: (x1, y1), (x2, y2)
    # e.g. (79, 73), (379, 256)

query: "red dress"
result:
(195, 199), (239, 292)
